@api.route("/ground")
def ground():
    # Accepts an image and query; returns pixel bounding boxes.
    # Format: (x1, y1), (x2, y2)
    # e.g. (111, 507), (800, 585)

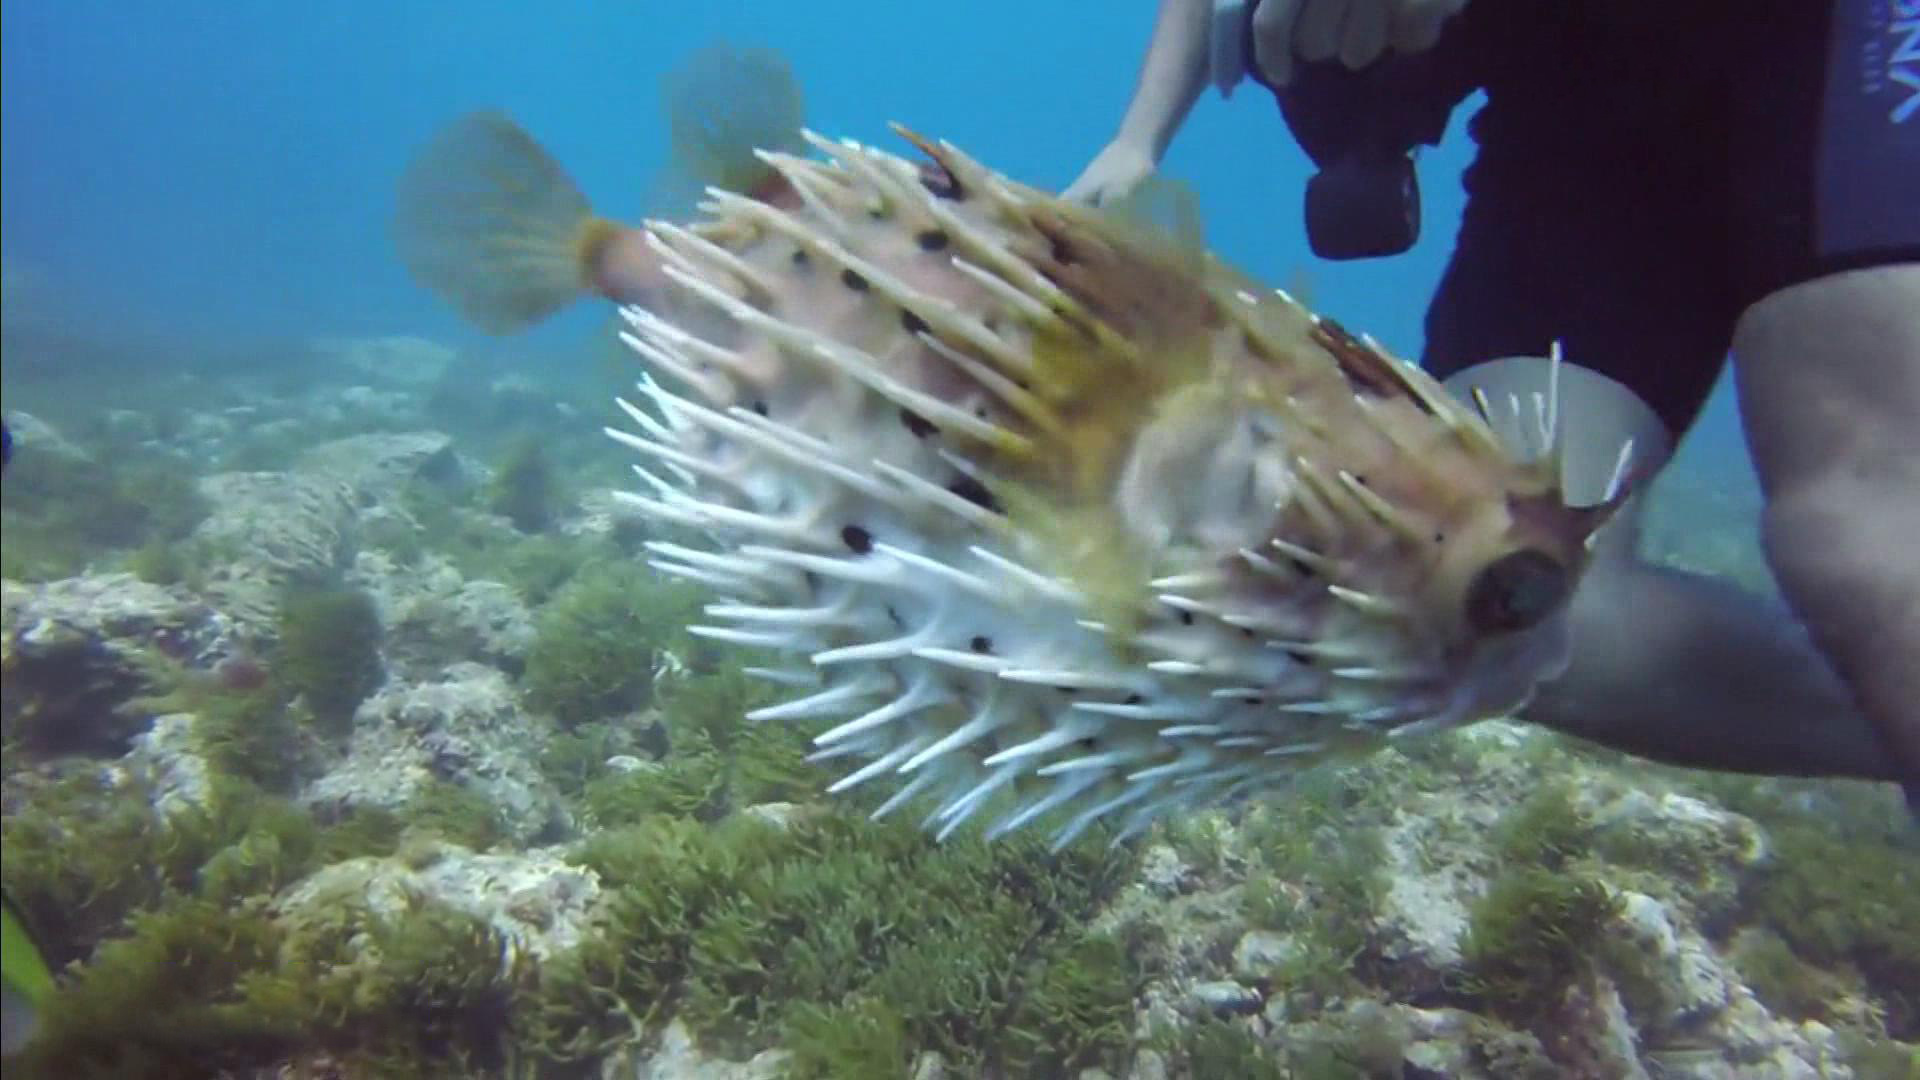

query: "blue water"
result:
(1, 0), (1749, 465)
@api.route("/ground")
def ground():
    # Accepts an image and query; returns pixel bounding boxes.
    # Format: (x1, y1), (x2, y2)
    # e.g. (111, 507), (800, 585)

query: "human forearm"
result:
(1112, 0), (1215, 161)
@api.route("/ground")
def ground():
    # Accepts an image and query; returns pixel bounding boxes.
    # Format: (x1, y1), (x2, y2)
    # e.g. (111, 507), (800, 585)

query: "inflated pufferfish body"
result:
(608, 126), (1628, 849)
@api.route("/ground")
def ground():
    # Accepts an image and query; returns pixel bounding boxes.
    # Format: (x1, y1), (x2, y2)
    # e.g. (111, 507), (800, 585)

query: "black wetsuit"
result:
(1264, 0), (1920, 440)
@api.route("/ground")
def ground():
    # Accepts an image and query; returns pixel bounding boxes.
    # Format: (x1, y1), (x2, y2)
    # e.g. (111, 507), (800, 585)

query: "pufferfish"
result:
(395, 73), (1635, 851)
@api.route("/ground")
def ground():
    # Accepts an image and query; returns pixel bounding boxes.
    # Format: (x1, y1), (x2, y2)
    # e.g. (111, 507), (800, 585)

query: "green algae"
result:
(486, 436), (560, 534)
(521, 807), (1140, 1072)
(274, 586), (385, 733)
(1456, 868), (1623, 1023)
(520, 562), (705, 726)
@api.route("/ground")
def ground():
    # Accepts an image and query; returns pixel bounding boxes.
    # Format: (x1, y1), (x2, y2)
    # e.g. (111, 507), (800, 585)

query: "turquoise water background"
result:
(1, 1), (1749, 468)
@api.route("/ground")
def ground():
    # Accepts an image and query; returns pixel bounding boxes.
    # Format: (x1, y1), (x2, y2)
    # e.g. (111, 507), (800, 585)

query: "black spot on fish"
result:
(885, 604), (904, 627)
(841, 268), (868, 292)
(918, 162), (964, 200)
(1078, 737), (1097, 749)
(1290, 558), (1316, 578)
(791, 248), (811, 268)
(1178, 610), (1194, 626)
(841, 524), (874, 553)
(1433, 531), (1445, 544)
(901, 409), (937, 438)
(900, 309), (929, 335)
(1049, 233), (1078, 265)
(916, 228), (950, 251)
(1125, 693), (1143, 705)
(750, 400), (769, 416)
(946, 475), (1001, 513)
(970, 635), (993, 653)
(1240, 627), (1256, 639)
(1285, 647), (1313, 664)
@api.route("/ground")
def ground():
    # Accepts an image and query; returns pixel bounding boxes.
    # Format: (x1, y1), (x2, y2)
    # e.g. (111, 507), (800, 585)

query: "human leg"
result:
(1732, 265), (1920, 783)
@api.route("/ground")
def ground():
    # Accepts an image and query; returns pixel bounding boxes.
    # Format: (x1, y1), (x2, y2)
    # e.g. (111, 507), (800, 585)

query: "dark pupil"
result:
(1465, 549), (1568, 634)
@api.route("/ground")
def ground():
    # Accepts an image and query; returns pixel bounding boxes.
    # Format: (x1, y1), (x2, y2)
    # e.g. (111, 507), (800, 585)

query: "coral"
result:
(273, 585), (384, 732)
(519, 562), (704, 726)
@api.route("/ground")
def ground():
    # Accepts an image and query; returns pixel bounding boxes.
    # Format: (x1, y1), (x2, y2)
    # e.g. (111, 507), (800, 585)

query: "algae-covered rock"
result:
(274, 840), (600, 961)
(303, 661), (565, 844)
(1, 572), (239, 756)
(192, 470), (356, 631)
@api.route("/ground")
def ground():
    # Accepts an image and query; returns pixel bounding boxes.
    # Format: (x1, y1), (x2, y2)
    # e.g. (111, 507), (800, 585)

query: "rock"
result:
(1591, 789), (1766, 921)
(352, 551), (534, 679)
(309, 335), (456, 388)
(191, 432), (460, 637)
(275, 842), (599, 961)
(122, 712), (215, 815)
(1614, 891), (1730, 1030)
(326, 384), (419, 427)
(1137, 843), (1192, 898)
(613, 1017), (789, 1080)
(3, 409), (88, 461)
(1, 573), (239, 756)
(1190, 980), (1263, 1018)
(192, 471), (356, 632)
(1124, 1048), (1170, 1080)
(1377, 806), (1476, 970)
(293, 431), (454, 509)
(1232, 930), (1300, 980)
(303, 662), (566, 844)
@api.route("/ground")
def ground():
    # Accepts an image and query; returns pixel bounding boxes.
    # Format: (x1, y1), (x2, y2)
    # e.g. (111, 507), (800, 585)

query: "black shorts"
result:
(1417, 0), (1920, 438)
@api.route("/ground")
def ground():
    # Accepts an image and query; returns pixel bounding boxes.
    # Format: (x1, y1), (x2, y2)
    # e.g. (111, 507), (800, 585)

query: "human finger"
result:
(1340, 0), (1391, 69)
(1251, 0), (1305, 85)
(1294, 0), (1352, 64)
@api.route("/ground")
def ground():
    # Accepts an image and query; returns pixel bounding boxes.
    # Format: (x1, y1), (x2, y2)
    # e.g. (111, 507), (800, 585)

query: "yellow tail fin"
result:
(393, 109), (605, 334)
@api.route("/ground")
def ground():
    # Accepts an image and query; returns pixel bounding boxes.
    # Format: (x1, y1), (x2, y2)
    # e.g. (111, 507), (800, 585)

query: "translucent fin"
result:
(648, 42), (806, 216)
(1100, 173), (1207, 268)
(393, 108), (597, 334)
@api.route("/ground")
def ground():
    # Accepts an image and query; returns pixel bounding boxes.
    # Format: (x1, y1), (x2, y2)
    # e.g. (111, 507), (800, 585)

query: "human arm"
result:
(1065, 0), (1215, 204)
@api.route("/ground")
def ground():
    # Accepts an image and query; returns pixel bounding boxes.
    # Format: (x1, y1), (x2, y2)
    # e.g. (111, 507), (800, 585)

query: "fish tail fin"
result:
(393, 109), (611, 334)
(651, 42), (806, 212)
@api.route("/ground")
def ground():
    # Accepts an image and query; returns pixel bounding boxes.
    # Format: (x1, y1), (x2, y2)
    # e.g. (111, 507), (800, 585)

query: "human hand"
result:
(1251, 0), (1467, 86)
(1063, 137), (1158, 206)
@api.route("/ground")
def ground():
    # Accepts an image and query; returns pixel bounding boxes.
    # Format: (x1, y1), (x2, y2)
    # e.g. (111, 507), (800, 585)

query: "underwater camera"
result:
(1275, 52), (1465, 261)
(1303, 150), (1420, 260)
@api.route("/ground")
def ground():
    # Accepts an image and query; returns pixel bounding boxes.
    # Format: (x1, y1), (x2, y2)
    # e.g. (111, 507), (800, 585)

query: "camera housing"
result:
(1269, 47), (1470, 262)
(1304, 152), (1421, 260)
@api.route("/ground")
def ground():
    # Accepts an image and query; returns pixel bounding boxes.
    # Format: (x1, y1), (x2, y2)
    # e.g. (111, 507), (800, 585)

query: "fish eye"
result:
(1464, 549), (1569, 635)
